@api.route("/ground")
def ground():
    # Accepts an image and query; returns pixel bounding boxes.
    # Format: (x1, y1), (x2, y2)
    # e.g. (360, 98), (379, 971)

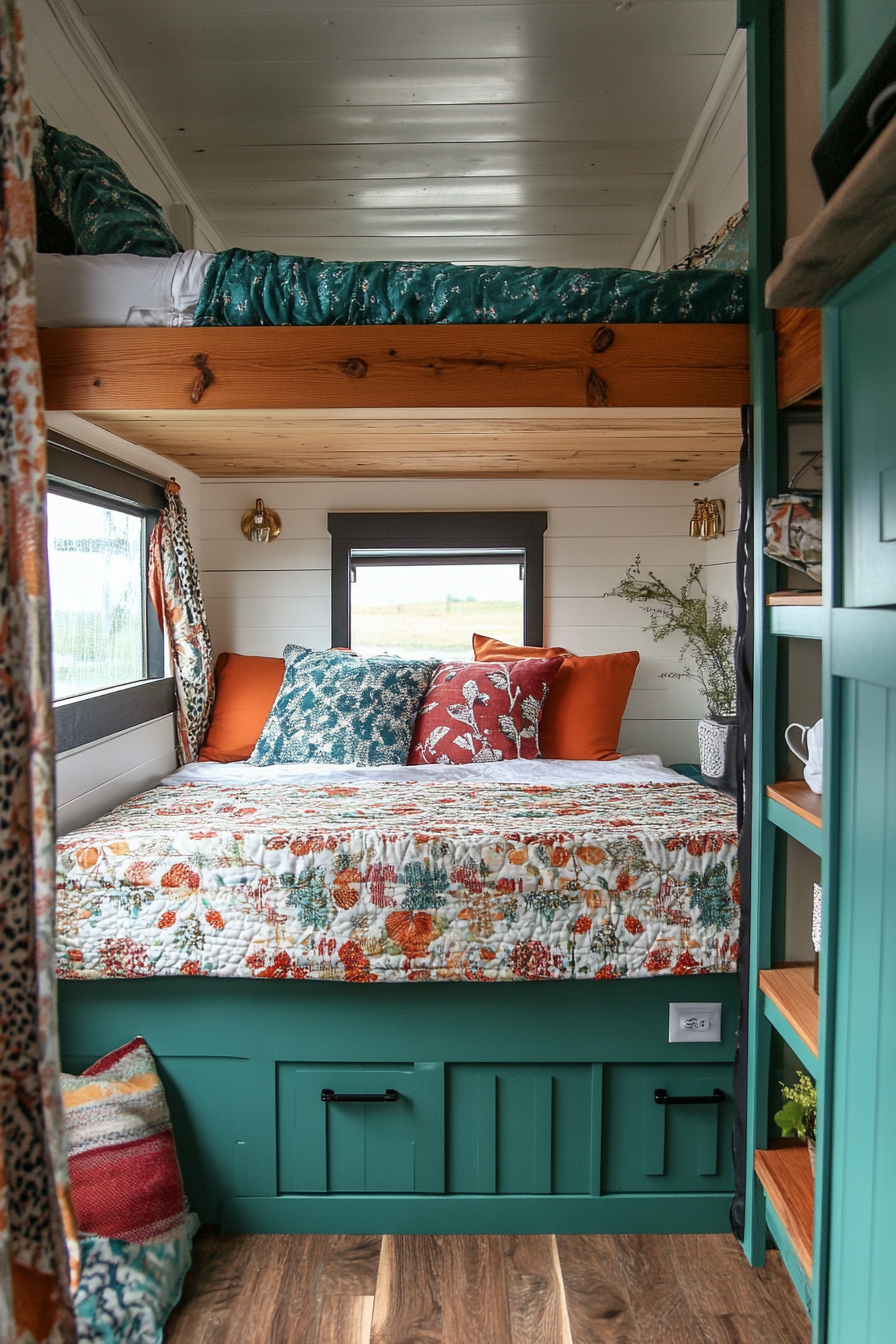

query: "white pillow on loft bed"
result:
(35, 249), (215, 328)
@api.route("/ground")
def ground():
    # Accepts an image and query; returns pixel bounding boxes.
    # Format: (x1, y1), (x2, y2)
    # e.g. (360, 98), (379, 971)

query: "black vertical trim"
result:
(730, 405), (755, 1242)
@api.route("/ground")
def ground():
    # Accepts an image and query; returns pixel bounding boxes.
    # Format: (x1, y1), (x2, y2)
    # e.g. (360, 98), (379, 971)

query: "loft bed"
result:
(33, 119), (756, 479)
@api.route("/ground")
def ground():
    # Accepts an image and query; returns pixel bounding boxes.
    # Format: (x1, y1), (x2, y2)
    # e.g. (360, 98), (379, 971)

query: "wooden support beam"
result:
(774, 308), (822, 409)
(38, 324), (750, 413)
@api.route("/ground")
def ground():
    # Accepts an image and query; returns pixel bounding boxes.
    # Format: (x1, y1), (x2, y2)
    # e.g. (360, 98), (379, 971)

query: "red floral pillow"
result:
(408, 658), (563, 765)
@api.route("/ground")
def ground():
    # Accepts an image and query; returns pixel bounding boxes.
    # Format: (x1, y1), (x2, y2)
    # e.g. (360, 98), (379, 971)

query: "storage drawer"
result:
(602, 1064), (734, 1193)
(447, 1064), (598, 1195)
(277, 1062), (444, 1194)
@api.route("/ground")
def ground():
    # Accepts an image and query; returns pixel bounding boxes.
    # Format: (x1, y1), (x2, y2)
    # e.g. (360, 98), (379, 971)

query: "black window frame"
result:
(327, 511), (548, 650)
(47, 431), (175, 752)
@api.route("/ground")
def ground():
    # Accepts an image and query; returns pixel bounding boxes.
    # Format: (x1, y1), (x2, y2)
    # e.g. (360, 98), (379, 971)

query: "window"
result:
(48, 493), (147, 699)
(47, 433), (174, 751)
(328, 513), (547, 653)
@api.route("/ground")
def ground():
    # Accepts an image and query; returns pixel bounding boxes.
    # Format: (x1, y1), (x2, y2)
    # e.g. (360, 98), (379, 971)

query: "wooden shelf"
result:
(765, 107), (896, 308)
(765, 592), (823, 606)
(755, 1146), (814, 1282)
(766, 781), (822, 827)
(760, 966), (819, 1061)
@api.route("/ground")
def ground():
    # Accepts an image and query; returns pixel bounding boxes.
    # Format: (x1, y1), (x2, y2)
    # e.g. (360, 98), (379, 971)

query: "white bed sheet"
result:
(36, 250), (215, 328)
(162, 754), (691, 789)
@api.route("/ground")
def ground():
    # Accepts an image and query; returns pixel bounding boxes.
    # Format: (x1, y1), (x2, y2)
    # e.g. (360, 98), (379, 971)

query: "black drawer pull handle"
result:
(321, 1088), (400, 1104)
(654, 1088), (725, 1106)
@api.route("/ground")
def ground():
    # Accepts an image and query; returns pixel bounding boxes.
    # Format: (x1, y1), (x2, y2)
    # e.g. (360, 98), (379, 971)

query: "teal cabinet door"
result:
(447, 1064), (599, 1195)
(602, 1064), (734, 1194)
(838, 248), (896, 607)
(826, 611), (896, 1344)
(277, 1061), (445, 1194)
(824, 0), (896, 119)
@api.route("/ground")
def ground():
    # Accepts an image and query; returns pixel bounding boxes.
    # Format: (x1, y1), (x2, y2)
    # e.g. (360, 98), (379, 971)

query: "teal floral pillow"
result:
(249, 647), (437, 767)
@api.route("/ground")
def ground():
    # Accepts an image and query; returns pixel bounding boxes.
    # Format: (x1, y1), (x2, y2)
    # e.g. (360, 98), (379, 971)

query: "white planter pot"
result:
(698, 715), (738, 789)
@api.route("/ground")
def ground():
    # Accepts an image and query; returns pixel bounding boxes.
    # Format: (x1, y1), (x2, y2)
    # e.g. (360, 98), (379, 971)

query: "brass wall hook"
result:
(241, 498), (282, 543)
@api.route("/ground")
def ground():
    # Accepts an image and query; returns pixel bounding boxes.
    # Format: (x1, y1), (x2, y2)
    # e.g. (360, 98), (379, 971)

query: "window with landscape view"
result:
(328, 512), (547, 654)
(47, 491), (147, 700)
(351, 554), (524, 658)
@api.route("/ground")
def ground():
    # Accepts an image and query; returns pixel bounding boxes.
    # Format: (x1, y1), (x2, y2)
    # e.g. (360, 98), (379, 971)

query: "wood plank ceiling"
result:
(74, 0), (738, 269)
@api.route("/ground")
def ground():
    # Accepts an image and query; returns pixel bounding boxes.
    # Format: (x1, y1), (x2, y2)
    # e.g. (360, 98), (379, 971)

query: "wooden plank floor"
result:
(165, 1232), (810, 1344)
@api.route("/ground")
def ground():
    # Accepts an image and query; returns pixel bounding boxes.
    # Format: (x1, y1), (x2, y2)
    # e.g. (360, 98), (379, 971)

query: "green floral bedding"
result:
(191, 249), (746, 326)
(57, 779), (739, 982)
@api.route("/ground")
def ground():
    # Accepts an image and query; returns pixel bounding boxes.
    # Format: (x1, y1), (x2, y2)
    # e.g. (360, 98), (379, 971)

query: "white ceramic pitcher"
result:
(785, 718), (824, 794)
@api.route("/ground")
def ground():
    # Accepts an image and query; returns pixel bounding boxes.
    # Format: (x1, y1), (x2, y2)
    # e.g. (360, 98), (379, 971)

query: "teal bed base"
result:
(59, 976), (739, 1235)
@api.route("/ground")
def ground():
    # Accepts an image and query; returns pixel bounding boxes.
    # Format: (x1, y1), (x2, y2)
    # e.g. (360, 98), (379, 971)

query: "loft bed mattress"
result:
(56, 757), (739, 984)
(35, 250), (747, 330)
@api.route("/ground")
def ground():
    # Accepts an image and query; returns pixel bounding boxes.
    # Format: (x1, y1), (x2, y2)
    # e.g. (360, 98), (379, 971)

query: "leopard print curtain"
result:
(0, 4), (77, 1339)
(149, 483), (215, 764)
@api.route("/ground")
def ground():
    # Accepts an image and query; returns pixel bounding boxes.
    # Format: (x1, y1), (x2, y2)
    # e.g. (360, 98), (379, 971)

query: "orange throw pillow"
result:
(199, 652), (286, 763)
(472, 634), (639, 761)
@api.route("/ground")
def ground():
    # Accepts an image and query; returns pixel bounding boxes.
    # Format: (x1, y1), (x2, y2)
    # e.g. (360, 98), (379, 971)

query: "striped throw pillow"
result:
(61, 1037), (190, 1242)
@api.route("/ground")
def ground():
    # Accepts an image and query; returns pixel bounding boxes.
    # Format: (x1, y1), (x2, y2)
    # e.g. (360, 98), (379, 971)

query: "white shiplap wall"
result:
(200, 474), (739, 766)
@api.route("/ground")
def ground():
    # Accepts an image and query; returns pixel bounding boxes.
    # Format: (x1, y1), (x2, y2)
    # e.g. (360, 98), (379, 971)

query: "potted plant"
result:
(774, 1072), (818, 1174)
(605, 558), (737, 787)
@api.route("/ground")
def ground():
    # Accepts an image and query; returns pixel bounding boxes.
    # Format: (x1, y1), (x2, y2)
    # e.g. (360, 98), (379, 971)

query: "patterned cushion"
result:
(61, 1038), (190, 1243)
(408, 658), (563, 765)
(249, 646), (437, 767)
(74, 1219), (198, 1344)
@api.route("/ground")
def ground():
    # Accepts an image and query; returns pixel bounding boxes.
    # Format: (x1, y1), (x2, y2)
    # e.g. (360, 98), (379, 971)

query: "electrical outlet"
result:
(668, 1002), (722, 1043)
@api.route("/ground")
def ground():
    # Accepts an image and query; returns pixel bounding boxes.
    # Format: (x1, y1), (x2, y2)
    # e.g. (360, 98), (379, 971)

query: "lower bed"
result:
(57, 757), (741, 1233)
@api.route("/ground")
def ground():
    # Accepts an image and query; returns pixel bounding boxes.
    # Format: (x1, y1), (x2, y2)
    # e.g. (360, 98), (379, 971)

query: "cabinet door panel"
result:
(447, 1064), (594, 1195)
(825, 0), (896, 119)
(278, 1061), (441, 1193)
(826, 618), (896, 1341)
(839, 248), (896, 606)
(602, 1064), (734, 1194)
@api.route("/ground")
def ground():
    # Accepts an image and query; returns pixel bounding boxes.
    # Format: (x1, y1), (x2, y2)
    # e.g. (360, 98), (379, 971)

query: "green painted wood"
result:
(412, 1062), (445, 1194)
(57, 977), (740, 1066)
(476, 1071), (496, 1194)
(832, 608), (896, 690)
(766, 1196), (812, 1315)
(822, 0), (896, 122)
(826, 677), (896, 1343)
(589, 1064), (603, 1198)
(762, 992), (820, 1077)
(532, 1072), (553, 1195)
(766, 796), (824, 855)
(220, 1192), (736, 1236)
(836, 246), (896, 605)
(768, 606), (825, 640)
(58, 977), (739, 1227)
(601, 1064), (734, 1194)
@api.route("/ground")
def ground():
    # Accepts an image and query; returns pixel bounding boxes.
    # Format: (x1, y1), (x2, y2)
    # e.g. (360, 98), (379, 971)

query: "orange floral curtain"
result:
(0, 4), (76, 1341)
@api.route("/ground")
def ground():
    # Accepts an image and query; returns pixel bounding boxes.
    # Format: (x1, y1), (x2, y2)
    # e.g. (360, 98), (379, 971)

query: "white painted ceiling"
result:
(74, 0), (738, 268)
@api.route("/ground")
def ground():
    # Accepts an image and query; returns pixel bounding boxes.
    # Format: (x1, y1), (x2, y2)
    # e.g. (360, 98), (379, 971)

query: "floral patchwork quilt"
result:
(56, 781), (739, 982)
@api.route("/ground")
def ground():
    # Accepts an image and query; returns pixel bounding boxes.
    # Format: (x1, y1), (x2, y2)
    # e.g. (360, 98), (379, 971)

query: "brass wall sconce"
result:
(689, 498), (725, 539)
(241, 498), (282, 544)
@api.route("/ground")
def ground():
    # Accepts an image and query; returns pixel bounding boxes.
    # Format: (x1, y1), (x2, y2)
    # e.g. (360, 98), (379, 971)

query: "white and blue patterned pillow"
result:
(249, 646), (437, 767)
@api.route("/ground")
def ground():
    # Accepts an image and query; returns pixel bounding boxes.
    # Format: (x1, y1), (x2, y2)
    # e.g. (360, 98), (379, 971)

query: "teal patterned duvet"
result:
(57, 779), (739, 982)
(191, 250), (747, 326)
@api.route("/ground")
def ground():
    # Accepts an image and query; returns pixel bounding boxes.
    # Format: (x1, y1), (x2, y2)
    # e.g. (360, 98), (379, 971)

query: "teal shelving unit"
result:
(743, 4), (896, 1341)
